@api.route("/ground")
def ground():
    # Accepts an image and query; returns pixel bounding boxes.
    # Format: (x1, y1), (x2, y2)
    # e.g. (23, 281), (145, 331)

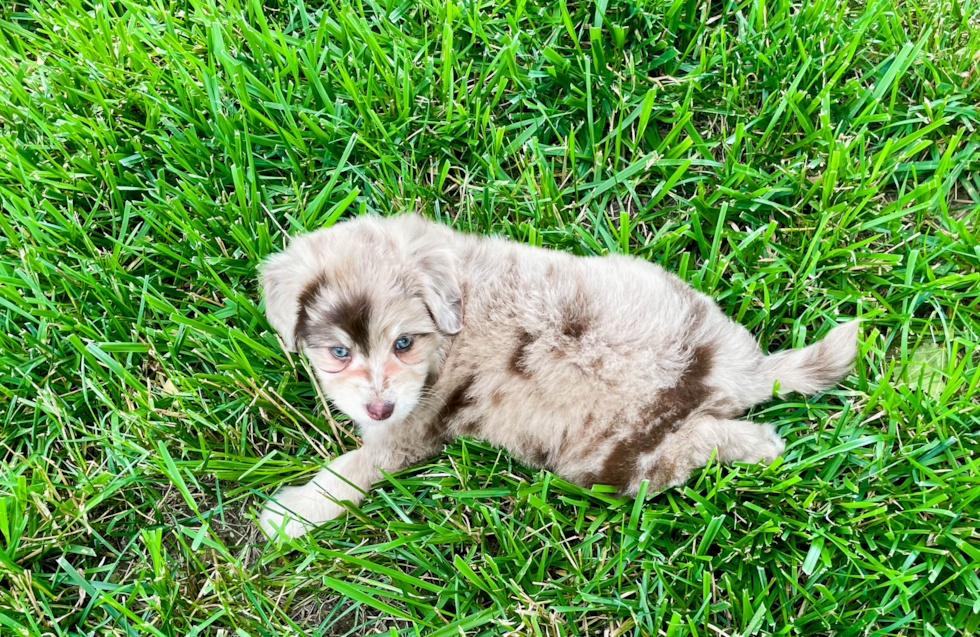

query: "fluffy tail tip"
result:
(769, 319), (861, 396)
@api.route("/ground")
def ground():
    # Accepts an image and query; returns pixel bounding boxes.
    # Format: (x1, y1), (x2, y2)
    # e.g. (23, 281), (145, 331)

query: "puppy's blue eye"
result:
(330, 346), (350, 359)
(395, 336), (413, 351)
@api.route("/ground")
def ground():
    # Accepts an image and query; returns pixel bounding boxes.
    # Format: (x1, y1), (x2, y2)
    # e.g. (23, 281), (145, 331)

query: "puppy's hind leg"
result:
(710, 419), (786, 465)
(643, 416), (786, 489)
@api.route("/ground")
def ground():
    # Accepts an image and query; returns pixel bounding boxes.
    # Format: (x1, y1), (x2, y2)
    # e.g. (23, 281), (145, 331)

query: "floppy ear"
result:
(259, 240), (322, 352)
(415, 247), (464, 334)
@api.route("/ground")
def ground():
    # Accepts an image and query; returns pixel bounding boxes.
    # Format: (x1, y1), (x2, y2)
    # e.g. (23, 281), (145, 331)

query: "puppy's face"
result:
(298, 284), (446, 426)
(260, 216), (462, 428)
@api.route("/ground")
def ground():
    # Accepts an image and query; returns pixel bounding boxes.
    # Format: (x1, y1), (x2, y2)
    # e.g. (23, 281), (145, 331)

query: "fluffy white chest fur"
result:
(257, 214), (858, 539)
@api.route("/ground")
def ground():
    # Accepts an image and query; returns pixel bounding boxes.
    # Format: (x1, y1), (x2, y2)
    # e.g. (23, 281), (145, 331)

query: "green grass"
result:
(1, 0), (979, 634)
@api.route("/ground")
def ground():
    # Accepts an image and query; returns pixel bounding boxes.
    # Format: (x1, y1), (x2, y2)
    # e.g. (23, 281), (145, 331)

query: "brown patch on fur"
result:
(585, 356), (605, 375)
(554, 429), (570, 461)
(645, 457), (677, 489)
(591, 438), (636, 489)
(533, 447), (549, 468)
(458, 420), (483, 436)
(294, 273), (329, 342)
(489, 390), (503, 406)
(322, 294), (372, 352)
(560, 309), (590, 340)
(638, 343), (714, 427)
(561, 318), (589, 340)
(592, 423), (618, 446)
(429, 375), (476, 439)
(587, 344), (716, 492)
(559, 282), (594, 341)
(509, 330), (535, 377)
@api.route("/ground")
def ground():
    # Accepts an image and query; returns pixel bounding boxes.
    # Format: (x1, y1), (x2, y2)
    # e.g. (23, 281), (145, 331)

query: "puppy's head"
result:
(259, 215), (462, 427)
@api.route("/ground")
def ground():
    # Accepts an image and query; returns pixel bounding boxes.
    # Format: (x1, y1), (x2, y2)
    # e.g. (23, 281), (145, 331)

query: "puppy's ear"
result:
(416, 247), (463, 334)
(259, 240), (322, 352)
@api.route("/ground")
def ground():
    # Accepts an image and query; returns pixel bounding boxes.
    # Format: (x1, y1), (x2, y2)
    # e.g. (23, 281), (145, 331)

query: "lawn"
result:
(1, 0), (979, 634)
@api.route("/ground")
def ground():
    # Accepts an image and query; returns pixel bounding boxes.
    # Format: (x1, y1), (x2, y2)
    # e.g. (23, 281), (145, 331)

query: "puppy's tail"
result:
(761, 320), (860, 396)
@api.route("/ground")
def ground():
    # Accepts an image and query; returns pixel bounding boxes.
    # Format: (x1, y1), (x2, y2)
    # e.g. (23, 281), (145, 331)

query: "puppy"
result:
(257, 214), (859, 539)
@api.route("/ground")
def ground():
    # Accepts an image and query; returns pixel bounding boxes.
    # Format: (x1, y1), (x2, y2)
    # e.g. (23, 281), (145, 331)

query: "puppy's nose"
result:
(365, 400), (395, 421)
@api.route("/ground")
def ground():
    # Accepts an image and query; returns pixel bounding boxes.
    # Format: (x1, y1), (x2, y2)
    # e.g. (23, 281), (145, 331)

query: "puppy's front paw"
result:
(257, 484), (346, 540)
